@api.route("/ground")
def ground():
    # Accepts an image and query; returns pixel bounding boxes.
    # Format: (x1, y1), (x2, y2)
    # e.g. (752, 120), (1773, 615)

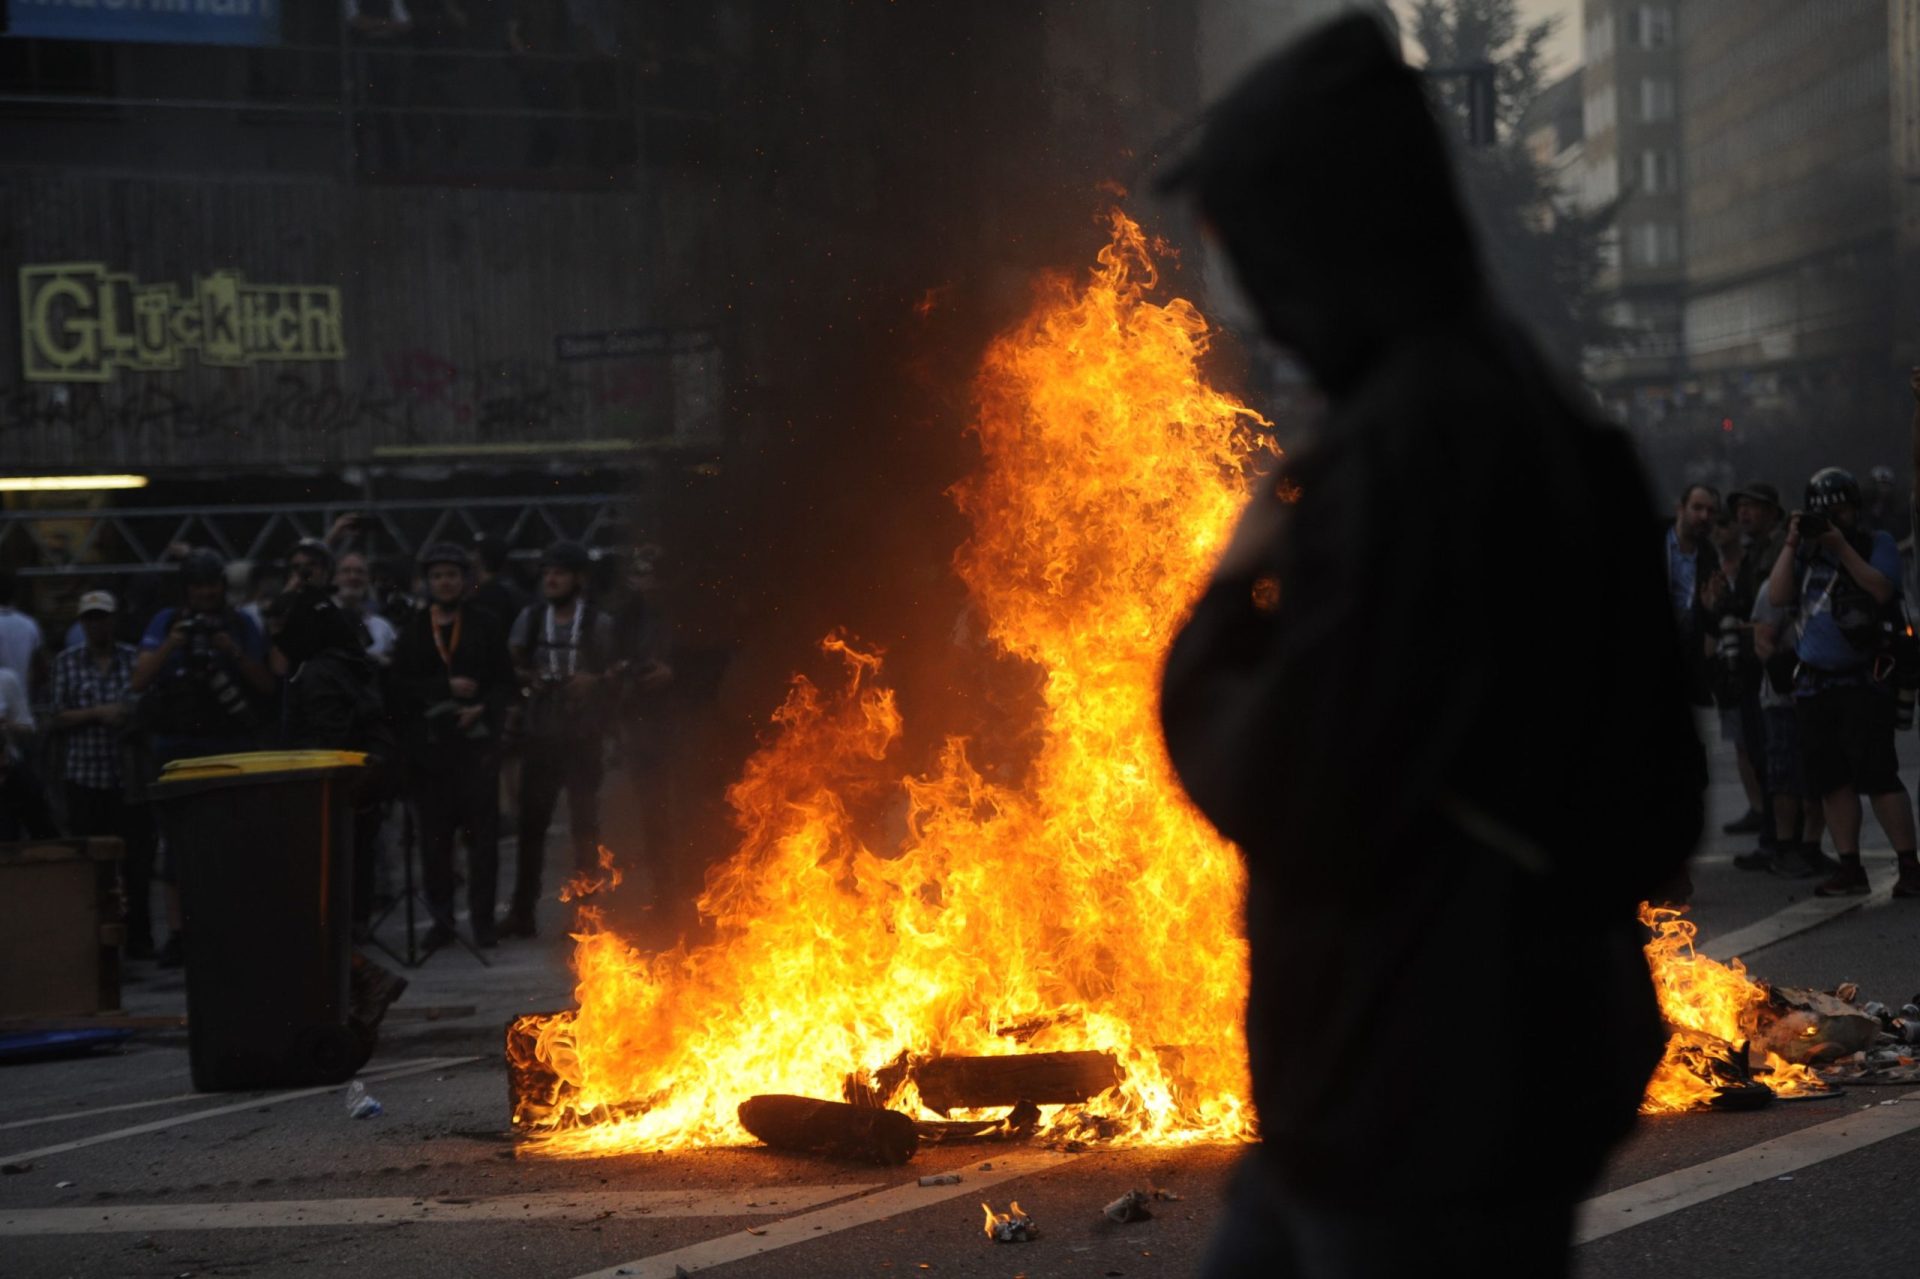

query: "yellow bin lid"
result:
(159, 750), (367, 783)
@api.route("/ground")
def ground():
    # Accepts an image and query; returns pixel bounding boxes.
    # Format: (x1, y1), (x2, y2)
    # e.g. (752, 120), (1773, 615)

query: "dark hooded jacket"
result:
(274, 588), (393, 786)
(1159, 16), (1704, 1205)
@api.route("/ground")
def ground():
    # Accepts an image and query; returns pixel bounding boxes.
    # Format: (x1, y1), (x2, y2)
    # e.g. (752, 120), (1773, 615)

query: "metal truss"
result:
(0, 494), (631, 577)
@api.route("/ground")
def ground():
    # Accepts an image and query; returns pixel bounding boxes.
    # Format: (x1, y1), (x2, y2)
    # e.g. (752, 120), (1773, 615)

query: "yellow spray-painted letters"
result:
(19, 264), (345, 382)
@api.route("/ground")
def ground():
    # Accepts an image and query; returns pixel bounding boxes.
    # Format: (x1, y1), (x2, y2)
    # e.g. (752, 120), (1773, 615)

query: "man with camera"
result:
(1769, 468), (1918, 897)
(390, 542), (514, 949)
(130, 548), (277, 965)
(502, 540), (616, 938)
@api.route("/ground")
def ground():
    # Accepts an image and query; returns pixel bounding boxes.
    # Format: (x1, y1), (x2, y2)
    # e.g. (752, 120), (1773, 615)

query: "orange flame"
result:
(514, 210), (1788, 1154)
(517, 210), (1269, 1154)
(558, 845), (624, 904)
(1637, 904), (1825, 1112)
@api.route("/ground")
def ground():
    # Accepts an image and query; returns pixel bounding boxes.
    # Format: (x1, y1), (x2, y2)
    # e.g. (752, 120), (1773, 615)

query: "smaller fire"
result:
(982, 1201), (1039, 1243)
(557, 845), (622, 904)
(1639, 903), (1827, 1112)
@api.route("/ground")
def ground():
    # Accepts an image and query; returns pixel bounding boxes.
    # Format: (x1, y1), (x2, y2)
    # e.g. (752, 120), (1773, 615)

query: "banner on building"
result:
(6, 0), (281, 48)
(19, 264), (345, 382)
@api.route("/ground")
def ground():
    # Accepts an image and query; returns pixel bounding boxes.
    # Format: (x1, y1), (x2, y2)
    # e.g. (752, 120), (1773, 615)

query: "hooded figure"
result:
(273, 586), (385, 752)
(1158, 17), (1703, 1274)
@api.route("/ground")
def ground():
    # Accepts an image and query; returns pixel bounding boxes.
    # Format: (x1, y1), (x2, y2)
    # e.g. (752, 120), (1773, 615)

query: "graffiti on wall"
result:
(0, 343), (718, 455)
(19, 264), (346, 382)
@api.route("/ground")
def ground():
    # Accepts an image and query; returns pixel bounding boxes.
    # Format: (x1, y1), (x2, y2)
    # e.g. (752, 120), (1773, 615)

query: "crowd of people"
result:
(1671, 387), (1920, 901)
(0, 529), (674, 964)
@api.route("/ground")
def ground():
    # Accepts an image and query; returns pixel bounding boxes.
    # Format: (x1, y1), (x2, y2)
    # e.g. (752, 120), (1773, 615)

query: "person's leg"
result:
(414, 776), (458, 931)
(566, 742), (604, 877)
(351, 803), (384, 932)
(464, 764), (501, 944)
(121, 800), (157, 957)
(1734, 743), (1763, 814)
(1822, 786), (1863, 853)
(1800, 691), (1868, 895)
(1746, 708), (1803, 871)
(1844, 685), (1920, 894)
(2, 761), (58, 838)
(513, 750), (563, 924)
(1741, 696), (1773, 848)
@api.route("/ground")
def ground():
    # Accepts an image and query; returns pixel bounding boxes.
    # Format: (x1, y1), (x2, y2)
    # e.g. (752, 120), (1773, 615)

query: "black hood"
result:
(273, 586), (365, 671)
(1163, 14), (1483, 394)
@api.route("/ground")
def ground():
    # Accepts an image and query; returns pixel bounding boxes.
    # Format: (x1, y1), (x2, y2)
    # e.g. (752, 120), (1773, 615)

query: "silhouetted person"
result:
(390, 543), (514, 949)
(1157, 16), (1703, 1277)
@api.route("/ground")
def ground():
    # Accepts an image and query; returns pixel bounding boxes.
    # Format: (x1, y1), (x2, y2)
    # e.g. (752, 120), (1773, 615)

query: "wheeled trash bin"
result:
(152, 750), (366, 1091)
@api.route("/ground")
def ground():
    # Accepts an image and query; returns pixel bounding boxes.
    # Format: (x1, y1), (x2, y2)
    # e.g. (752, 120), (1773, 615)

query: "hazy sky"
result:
(1393, 0), (1583, 76)
(1521, 0), (1582, 75)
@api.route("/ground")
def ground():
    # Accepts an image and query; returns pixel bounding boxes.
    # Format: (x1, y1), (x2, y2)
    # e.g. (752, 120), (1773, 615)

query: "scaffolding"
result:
(0, 493), (631, 578)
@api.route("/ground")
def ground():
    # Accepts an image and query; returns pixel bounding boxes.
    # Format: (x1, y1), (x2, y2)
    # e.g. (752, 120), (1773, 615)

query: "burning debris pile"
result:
(504, 212), (1902, 1158)
(510, 210), (1268, 1155)
(1634, 905), (1920, 1111)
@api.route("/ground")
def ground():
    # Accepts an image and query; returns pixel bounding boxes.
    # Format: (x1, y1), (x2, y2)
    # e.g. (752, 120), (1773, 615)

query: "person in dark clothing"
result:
(270, 585), (408, 1055)
(1155, 16), (1703, 1276)
(389, 543), (514, 948)
(467, 537), (526, 629)
(1670, 483), (1720, 708)
(503, 540), (616, 937)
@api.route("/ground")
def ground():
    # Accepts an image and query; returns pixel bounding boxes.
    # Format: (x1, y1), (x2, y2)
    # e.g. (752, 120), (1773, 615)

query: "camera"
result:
(1800, 510), (1830, 539)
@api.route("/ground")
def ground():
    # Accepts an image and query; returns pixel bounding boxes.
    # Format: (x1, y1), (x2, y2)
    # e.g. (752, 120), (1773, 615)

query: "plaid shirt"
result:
(52, 642), (136, 790)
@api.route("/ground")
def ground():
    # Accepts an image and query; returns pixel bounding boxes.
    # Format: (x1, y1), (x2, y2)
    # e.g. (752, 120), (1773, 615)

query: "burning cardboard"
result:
(982, 1201), (1039, 1243)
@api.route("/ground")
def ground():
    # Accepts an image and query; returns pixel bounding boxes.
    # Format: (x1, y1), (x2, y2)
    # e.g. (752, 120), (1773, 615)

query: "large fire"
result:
(514, 212), (1816, 1155)
(516, 210), (1267, 1153)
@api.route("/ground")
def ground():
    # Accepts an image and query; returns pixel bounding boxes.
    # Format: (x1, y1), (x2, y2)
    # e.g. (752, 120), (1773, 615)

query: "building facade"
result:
(1575, 0), (1686, 404)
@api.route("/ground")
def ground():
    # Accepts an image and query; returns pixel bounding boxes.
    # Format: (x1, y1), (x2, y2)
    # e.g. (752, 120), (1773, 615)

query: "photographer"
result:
(390, 543), (514, 949)
(503, 540), (616, 938)
(131, 548), (276, 965)
(1768, 468), (1918, 897)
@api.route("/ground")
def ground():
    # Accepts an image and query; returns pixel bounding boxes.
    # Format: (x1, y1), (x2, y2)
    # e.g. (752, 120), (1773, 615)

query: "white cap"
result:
(77, 590), (117, 616)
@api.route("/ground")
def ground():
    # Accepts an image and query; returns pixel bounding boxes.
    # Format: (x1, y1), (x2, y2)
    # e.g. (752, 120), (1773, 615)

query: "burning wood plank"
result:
(912, 1051), (1122, 1116)
(506, 1013), (567, 1131)
(737, 1094), (919, 1165)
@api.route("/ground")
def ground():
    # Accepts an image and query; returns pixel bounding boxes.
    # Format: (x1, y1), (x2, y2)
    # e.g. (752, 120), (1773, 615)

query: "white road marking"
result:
(568, 1149), (1084, 1279)
(0, 1056), (479, 1166)
(0, 1090), (207, 1133)
(0, 1185), (879, 1235)
(1575, 1100), (1920, 1243)
(1697, 895), (1869, 962)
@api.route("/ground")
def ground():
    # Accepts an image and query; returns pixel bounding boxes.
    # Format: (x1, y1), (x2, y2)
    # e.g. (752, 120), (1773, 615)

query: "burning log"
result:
(912, 1051), (1122, 1116)
(737, 1094), (919, 1165)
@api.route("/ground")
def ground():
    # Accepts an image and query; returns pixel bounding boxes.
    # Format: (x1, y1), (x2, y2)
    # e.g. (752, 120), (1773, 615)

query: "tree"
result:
(1407, 0), (1618, 373)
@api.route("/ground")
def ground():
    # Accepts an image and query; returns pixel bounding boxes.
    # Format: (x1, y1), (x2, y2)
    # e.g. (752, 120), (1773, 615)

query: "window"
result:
(1580, 155), (1620, 209)
(1584, 14), (1615, 63)
(1630, 222), (1682, 268)
(1640, 77), (1675, 122)
(1584, 85), (1617, 136)
(1638, 6), (1674, 49)
(1639, 149), (1679, 193)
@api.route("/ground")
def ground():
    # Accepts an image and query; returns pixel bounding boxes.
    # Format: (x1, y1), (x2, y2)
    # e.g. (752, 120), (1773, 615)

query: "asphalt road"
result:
(4, 722), (1918, 1279)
